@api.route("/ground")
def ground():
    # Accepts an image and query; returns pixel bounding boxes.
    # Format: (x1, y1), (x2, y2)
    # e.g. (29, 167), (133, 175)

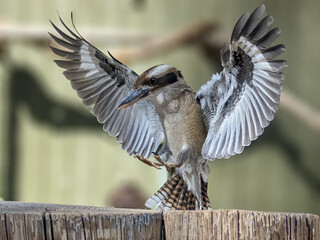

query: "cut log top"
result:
(0, 201), (157, 214)
(0, 201), (163, 240)
(0, 201), (319, 240)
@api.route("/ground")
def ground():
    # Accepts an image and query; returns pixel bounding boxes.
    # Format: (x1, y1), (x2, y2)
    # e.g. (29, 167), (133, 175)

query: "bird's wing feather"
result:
(197, 5), (287, 160)
(49, 15), (164, 158)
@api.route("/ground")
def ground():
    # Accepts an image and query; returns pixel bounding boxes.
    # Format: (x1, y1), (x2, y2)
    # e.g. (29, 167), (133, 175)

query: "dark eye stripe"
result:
(158, 72), (178, 86)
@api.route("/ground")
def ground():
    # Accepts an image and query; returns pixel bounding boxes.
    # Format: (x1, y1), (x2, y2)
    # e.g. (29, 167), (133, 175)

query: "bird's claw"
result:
(134, 154), (161, 170)
(153, 154), (182, 172)
(135, 152), (182, 172)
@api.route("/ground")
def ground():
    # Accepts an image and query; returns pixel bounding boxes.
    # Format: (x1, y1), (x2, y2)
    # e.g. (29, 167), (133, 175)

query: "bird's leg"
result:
(154, 146), (191, 172)
(153, 154), (182, 172)
(134, 154), (161, 170)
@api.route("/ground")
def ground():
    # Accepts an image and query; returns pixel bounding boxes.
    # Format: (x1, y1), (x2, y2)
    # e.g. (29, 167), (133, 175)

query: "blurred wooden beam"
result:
(1, 201), (319, 239)
(112, 22), (222, 64)
(0, 21), (222, 61)
(280, 90), (320, 132)
(0, 24), (155, 45)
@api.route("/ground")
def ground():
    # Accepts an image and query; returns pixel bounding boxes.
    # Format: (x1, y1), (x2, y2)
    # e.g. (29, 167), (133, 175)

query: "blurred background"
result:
(0, 0), (319, 215)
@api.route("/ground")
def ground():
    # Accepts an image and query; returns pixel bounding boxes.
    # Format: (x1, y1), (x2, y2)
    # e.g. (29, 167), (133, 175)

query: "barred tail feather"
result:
(145, 172), (180, 208)
(145, 172), (211, 210)
(186, 191), (195, 210)
(201, 181), (210, 209)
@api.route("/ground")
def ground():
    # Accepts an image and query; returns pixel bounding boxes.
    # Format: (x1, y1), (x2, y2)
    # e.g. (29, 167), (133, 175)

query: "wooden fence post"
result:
(164, 209), (320, 240)
(0, 201), (162, 240)
(1, 202), (319, 239)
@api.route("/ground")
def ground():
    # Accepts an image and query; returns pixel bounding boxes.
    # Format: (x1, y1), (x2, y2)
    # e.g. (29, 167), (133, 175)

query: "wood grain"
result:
(0, 201), (162, 240)
(164, 209), (320, 240)
(0, 202), (319, 239)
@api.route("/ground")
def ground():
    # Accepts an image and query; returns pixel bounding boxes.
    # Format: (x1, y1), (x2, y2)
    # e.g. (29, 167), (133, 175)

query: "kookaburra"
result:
(49, 5), (286, 210)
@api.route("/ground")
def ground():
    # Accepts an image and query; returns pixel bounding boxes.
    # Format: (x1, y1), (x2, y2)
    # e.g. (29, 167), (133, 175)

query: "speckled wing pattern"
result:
(198, 5), (287, 160)
(49, 15), (164, 158)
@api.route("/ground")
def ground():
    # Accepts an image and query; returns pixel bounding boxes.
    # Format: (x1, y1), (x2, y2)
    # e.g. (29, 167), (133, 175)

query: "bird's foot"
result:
(153, 154), (182, 172)
(134, 154), (161, 170)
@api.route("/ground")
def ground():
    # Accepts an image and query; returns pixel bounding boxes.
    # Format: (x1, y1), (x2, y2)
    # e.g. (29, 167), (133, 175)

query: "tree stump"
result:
(0, 201), (319, 239)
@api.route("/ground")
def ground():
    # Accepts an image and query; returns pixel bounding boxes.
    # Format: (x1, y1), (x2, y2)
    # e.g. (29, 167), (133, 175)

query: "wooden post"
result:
(0, 202), (319, 239)
(0, 201), (163, 240)
(164, 210), (320, 240)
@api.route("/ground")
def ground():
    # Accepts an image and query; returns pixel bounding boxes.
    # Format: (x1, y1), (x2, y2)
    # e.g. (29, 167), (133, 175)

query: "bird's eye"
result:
(149, 77), (157, 85)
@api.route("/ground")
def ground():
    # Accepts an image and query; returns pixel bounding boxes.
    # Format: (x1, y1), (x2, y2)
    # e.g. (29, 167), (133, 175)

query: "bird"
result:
(49, 5), (287, 210)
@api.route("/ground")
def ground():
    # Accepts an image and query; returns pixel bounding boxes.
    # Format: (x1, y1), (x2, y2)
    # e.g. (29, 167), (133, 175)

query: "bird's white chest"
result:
(156, 93), (165, 104)
(154, 92), (180, 114)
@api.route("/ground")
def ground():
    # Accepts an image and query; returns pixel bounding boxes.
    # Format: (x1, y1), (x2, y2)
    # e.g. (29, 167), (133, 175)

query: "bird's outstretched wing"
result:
(49, 15), (164, 158)
(197, 5), (287, 160)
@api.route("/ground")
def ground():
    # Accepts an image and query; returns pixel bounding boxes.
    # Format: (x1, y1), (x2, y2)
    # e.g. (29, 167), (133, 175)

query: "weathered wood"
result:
(1, 202), (319, 239)
(0, 201), (162, 240)
(164, 210), (320, 240)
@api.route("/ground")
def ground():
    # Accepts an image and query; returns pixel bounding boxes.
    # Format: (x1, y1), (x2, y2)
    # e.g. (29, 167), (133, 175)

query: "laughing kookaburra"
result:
(49, 5), (287, 210)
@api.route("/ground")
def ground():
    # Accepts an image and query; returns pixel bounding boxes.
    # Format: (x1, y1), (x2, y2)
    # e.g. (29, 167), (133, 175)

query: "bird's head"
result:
(118, 64), (184, 109)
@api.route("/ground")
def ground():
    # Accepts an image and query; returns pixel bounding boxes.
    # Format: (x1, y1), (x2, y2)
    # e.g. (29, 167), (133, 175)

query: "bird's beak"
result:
(118, 87), (152, 109)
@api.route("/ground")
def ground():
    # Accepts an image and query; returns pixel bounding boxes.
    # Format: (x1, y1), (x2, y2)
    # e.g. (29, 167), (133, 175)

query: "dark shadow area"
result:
(5, 65), (101, 200)
(132, 0), (146, 11)
(106, 182), (147, 209)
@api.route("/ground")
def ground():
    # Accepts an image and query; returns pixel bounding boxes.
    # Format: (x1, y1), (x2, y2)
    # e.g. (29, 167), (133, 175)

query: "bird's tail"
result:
(145, 172), (210, 210)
